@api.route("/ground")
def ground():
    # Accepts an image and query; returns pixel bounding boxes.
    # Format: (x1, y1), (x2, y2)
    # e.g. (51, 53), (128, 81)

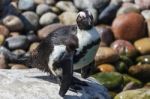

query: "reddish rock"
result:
(0, 25), (9, 37)
(111, 40), (137, 57)
(38, 23), (64, 39)
(112, 12), (146, 42)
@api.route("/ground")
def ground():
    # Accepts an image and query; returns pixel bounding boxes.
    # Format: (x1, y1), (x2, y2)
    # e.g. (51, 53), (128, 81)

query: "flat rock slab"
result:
(0, 68), (110, 99)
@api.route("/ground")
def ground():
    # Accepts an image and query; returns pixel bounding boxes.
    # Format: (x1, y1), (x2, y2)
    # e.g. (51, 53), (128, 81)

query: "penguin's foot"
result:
(69, 77), (88, 92)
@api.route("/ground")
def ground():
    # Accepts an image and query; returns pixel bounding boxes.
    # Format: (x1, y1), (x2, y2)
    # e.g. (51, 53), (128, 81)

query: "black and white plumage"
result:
(16, 10), (101, 97)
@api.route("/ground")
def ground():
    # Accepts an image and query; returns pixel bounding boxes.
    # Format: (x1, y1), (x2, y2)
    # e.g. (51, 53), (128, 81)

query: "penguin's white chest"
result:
(74, 28), (100, 70)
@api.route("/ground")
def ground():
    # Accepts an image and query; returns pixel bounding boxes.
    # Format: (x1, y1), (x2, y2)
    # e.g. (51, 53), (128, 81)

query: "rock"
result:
(21, 11), (39, 31)
(59, 12), (77, 25)
(38, 23), (64, 39)
(18, 0), (35, 11)
(50, 6), (61, 15)
(92, 72), (123, 90)
(0, 25), (9, 37)
(39, 12), (59, 26)
(114, 88), (150, 99)
(5, 35), (30, 50)
(98, 0), (122, 24)
(123, 74), (142, 86)
(0, 35), (5, 45)
(73, 0), (110, 11)
(97, 64), (116, 72)
(0, 68), (111, 99)
(134, 38), (150, 55)
(111, 40), (137, 57)
(56, 1), (77, 12)
(134, 0), (150, 10)
(9, 32), (20, 37)
(34, 0), (55, 5)
(0, 53), (8, 69)
(136, 55), (150, 64)
(96, 25), (114, 46)
(129, 64), (150, 82)
(112, 12), (146, 41)
(29, 42), (40, 52)
(11, 64), (28, 69)
(123, 82), (142, 91)
(26, 32), (39, 43)
(141, 10), (150, 37)
(117, 3), (140, 16)
(2, 15), (24, 32)
(36, 4), (51, 16)
(122, 0), (134, 2)
(95, 47), (119, 66)
(12, 49), (26, 57)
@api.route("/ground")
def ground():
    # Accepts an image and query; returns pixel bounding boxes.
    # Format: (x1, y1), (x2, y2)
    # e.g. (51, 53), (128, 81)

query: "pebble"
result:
(95, 47), (119, 66)
(112, 12), (146, 41)
(0, 53), (8, 69)
(39, 12), (59, 26)
(5, 35), (30, 50)
(56, 1), (77, 12)
(59, 11), (77, 25)
(87, 8), (98, 24)
(34, 0), (55, 5)
(129, 64), (150, 82)
(73, 0), (110, 11)
(0, 35), (5, 45)
(114, 88), (150, 99)
(96, 25), (114, 46)
(2, 15), (24, 32)
(134, 0), (150, 10)
(21, 11), (39, 31)
(38, 23), (64, 39)
(9, 32), (20, 37)
(0, 25), (9, 37)
(134, 38), (150, 55)
(29, 42), (39, 52)
(11, 64), (28, 69)
(98, 0), (122, 24)
(92, 72), (123, 90)
(36, 4), (51, 16)
(12, 49), (26, 57)
(136, 55), (150, 64)
(97, 64), (116, 72)
(111, 40), (137, 57)
(18, 0), (35, 11)
(141, 10), (150, 37)
(117, 3), (140, 16)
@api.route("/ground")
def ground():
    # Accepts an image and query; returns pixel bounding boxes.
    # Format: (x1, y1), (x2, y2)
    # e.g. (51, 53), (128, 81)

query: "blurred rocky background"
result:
(0, 0), (150, 99)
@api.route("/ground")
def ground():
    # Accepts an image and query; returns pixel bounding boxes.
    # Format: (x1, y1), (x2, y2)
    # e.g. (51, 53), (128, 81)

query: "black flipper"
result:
(58, 52), (73, 97)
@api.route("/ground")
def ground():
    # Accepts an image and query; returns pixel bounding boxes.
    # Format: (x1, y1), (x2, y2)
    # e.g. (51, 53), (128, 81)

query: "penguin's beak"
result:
(58, 52), (73, 97)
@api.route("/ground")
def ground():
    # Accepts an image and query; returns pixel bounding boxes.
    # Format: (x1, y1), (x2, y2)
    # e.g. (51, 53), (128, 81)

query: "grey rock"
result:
(34, 0), (56, 5)
(39, 12), (59, 26)
(21, 11), (39, 31)
(56, 1), (77, 12)
(98, 0), (122, 24)
(73, 0), (110, 12)
(5, 35), (30, 50)
(36, 4), (51, 16)
(18, 0), (35, 11)
(0, 68), (110, 99)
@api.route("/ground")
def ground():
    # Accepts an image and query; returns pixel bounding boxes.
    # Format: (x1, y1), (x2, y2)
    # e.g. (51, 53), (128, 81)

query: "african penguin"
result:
(14, 10), (100, 97)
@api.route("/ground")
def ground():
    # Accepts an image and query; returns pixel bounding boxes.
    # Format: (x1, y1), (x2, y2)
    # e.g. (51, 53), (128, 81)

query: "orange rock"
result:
(97, 64), (115, 72)
(112, 12), (146, 42)
(0, 25), (9, 37)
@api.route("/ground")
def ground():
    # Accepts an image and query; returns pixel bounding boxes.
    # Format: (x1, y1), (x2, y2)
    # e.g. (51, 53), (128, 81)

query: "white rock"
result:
(0, 68), (110, 99)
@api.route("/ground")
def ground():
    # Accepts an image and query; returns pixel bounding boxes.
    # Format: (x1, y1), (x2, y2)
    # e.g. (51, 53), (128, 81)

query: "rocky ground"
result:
(0, 0), (150, 99)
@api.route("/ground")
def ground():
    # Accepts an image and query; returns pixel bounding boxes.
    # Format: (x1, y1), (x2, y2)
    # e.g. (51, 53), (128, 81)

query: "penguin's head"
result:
(76, 10), (94, 30)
